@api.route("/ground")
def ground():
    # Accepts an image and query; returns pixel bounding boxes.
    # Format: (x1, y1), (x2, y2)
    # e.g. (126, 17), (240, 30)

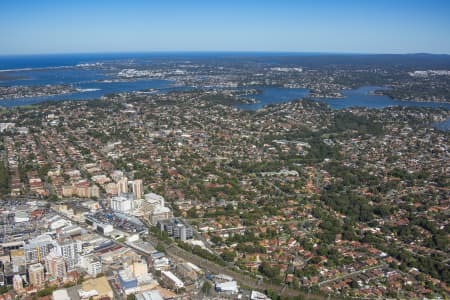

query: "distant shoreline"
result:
(1, 52), (450, 71)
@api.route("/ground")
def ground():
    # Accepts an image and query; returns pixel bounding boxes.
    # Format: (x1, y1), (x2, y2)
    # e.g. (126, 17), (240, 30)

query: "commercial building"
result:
(251, 290), (271, 300)
(79, 254), (102, 277)
(118, 269), (138, 294)
(132, 179), (144, 200)
(14, 211), (29, 223)
(139, 192), (173, 224)
(56, 238), (81, 271)
(28, 263), (45, 288)
(10, 249), (26, 274)
(177, 262), (201, 281)
(12, 274), (23, 293)
(149, 206), (172, 225)
(45, 253), (67, 279)
(95, 223), (114, 235)
(136, 290), (164, 300)
(215, 280), (239, 294)
(157, 218), (193, 241)
(110, 195), (133, 213)
(144, 193), (165, 207)
(24, 234), (56, 264)
(117, 177), (129, 195)
(161, 270), (184, 290)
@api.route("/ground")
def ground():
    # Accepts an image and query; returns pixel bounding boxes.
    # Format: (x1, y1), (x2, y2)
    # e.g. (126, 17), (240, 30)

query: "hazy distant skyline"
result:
(1, 0), (450, 55)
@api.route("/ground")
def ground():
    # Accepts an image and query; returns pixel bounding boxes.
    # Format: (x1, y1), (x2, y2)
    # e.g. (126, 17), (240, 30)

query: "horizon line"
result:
(1, 50), (450, 57)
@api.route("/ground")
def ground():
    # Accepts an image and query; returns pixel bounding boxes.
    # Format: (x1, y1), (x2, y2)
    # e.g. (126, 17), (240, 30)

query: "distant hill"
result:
(239, 53), (450, 69)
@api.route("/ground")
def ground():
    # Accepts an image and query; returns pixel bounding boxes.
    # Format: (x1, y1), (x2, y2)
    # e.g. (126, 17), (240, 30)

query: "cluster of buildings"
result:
(0, 87), (449, 299)
(409, 69), (450, 77)
(0, 85), (76, 101)
(0, 206), (105, 298)
(0, 199), (207, 300)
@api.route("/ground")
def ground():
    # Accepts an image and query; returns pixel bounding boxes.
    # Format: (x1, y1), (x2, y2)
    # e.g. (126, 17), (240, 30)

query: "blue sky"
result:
(1, 0), (450, 55)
